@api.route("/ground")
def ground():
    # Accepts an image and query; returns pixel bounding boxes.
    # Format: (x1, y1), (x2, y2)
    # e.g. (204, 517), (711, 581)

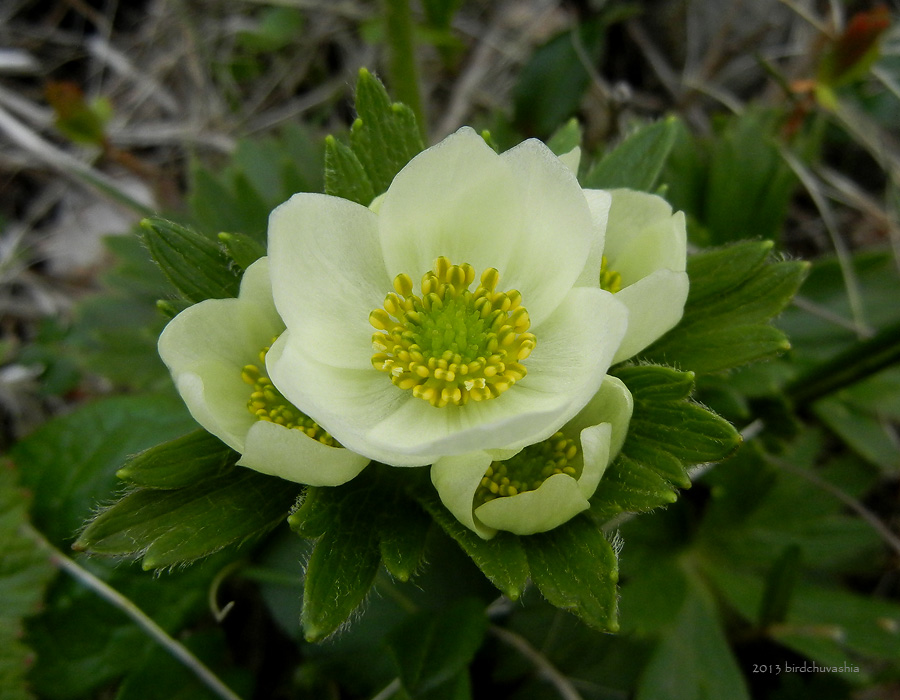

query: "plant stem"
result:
(786, 319), (900, 408)
(490, 625), (584, 700)
(381, 0), (426, 139)
(25, 526), (244, 700)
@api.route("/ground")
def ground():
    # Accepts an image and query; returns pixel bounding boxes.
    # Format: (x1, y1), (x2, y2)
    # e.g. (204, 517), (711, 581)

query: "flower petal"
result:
(574, 189), (612, 287)
(564, 375), (633, 460)
(378, 128), (595, 326)
(378, 127), (520, 286)
(474, 473), (590, 535)
(612, 269), (689, 362)
(267, 193), (393, 370)
(239, 421), (370, 486)
(557, 145), (581, 175)
(266, 330), (426, 466)
(496, 138), (596, 324)
(268, 286), (627, 466)
(574, 422), (611, 500)
(158, 259), (283, 451)
(604, 190), (686, 285)
(430, 452), (497, 539)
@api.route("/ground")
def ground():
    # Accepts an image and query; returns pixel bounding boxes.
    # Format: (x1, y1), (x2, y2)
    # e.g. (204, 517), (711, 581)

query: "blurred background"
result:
(2, 1), (900, 699)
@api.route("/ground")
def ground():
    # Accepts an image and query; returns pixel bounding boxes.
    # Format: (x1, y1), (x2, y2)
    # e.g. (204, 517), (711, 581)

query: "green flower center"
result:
(474, 431), (581, 506)
(242, 342), (338, 446)
(369, 256), (537, 407)
(599, 255), (622, 293)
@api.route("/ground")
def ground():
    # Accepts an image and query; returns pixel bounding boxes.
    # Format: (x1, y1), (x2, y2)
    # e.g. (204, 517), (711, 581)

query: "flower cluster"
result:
(159, 127), (688, 538)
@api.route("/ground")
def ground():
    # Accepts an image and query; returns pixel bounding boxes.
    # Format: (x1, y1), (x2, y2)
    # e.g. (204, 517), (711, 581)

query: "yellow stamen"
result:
(474, 432), (580, 506)
(369, 256), (537, 407)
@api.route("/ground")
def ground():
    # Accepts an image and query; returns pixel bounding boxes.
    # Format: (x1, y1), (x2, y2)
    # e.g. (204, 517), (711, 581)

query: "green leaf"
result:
(643, 241), (808, 373)
(75, 467), (298, 569)
(347, 68), (424, 196)
(758, 544), (803, 627)
(379, 501), (432, 582)
(513, 22), (605, 136)
(115, 429), (237, 489)
(582, 117), (679, 191)
(525, 515), (619, 632)
(140, 218), (241, 303)
(218, 231), (266, 270)
(324, 134), (376, 205)
(292, 478), (383, 641)
(590, 455), (679, 523)
(386, 598), (487, 696)
(704, 111), (797, 243)
(615, 365), (741, 485)
(26, 556), (227, 699)
(413, 489), (529, 601)
(636, 573), (751, 700)
(0, 464), (57, 700)
(545, 118), (582, 157)
(11, 394), (196, 547)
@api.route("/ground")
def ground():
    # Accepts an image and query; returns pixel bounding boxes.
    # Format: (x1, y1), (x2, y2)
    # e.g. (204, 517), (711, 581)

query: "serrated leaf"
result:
(414, 490), (528, 600)
(617, 365), (740, 469)
(324, 134), (376, 205)
(583, 117), (679, 191)
(386, 598), (487, 696)
(0, 464), (57, 700)
(11, 394), (196, 547)
(685, 240), (773, 303)
(140, 218), (241, 303)
(218, 231), (266, 270)
(379, 502), (432, 582)
(590, 455), (679, 523)
(642, 242), (808, 373)
(297, 477), (383, 641)
(628, 402), (741, 465)
(348, 68), (424, 196)
(525, 515), (619, 632)
(75, 467), (298, 569)
(115, 429), (237, 489)
(611, 365), (694, 401)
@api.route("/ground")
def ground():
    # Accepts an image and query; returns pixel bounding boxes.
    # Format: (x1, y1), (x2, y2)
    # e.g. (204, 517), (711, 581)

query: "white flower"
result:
(595, 189), (688, 363)
(430, 375), (633, 538)
(157, 258), (370, 486)
(265, 127), (629, 467)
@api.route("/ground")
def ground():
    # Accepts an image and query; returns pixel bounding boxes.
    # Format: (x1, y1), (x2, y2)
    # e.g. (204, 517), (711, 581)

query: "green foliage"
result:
(385, 598), (487, 698)
(512, 20), (606, 136)
(188, 124), (324, 241)
(26, 557), (246, 700)
(592, 365), (740, 522)
(324, 135), (375, 205)
(582, 117), (679, 191)
(545, 117), (583, 157)
(525, 516), (620, 632)
(338, 68), (425, 199)
(139, 218), (242, 303)
(75, 462), (298, 570)
(414, 489), (529, 600)
(0, 465), (56, 700)
(643, 240), (808, 373)
(635, 572), (751, 700)
(289, 466), (432, 641)
(10, 394), (197, 547)
(664, 111), (798, 245)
